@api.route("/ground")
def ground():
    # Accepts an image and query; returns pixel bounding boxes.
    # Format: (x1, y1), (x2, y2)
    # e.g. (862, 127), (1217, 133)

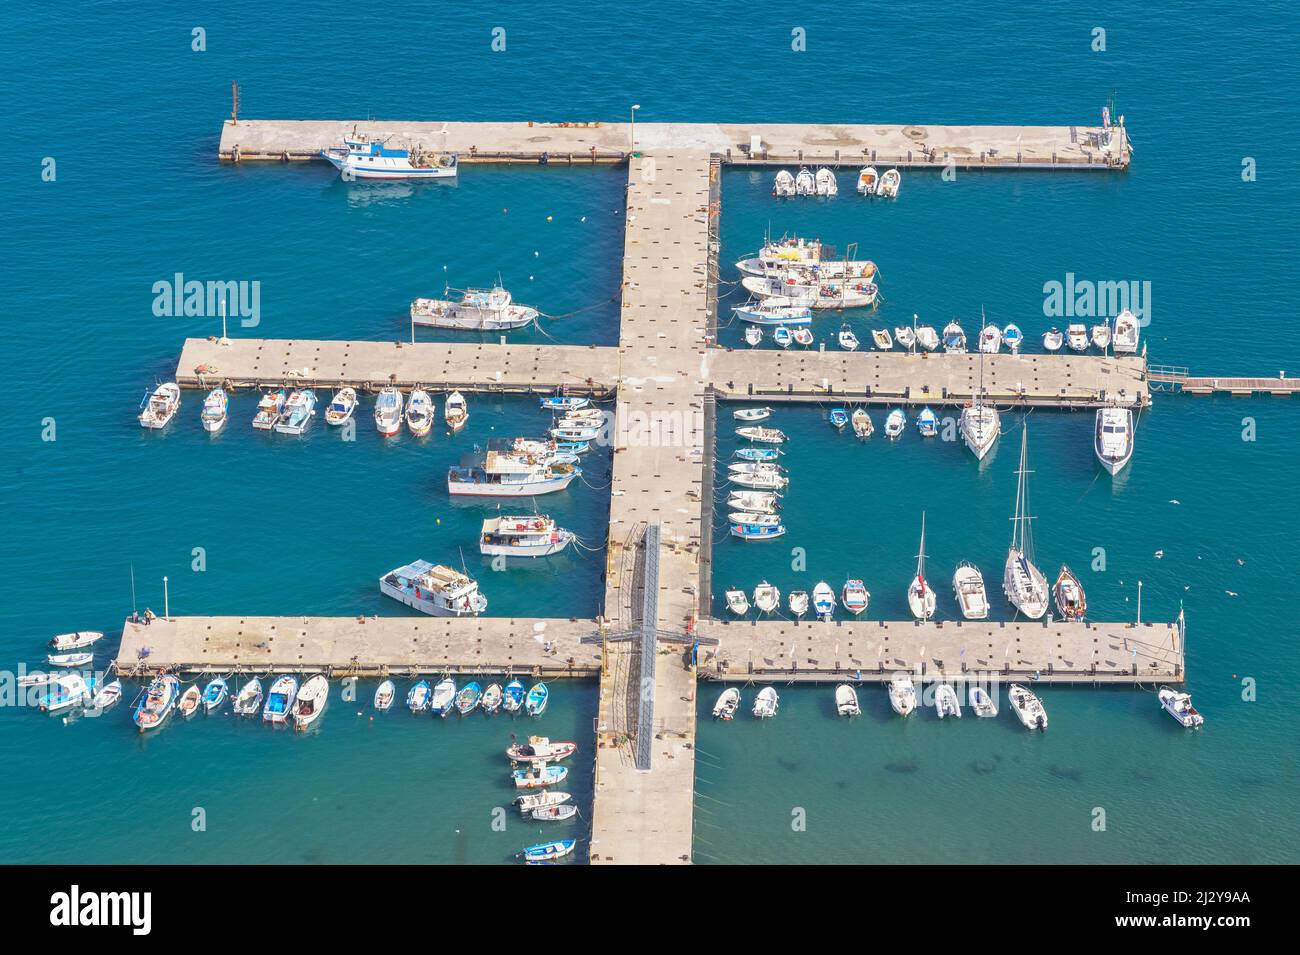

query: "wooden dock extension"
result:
(1148, 364), (1298, 397)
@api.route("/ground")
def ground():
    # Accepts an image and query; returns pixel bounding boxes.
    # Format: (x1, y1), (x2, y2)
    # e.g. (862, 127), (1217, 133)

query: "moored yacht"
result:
(1112, 309), (1140, 353)
(1003, 425), (1049, 619)
(447, 450), (578, 496)
(1008, 684), (1048, 730)
(479, 514), (574, 557)
(411, 287), (537, 331)
(876, 168), (901, 198)
(1053, 565), (1087, 621)
(884, 409), (906, 439)
(374, 387), (404, 437)
(835, 684), (860, 716)
(908, 512), (937, 620)
(138, 383), (181, 429)
(752, 686), (779, 718)
(1158, 686), (1204, 728)
(1094, 407), (1134, 475)
(1066, 323), (1089, 352)
(262, 675), (299, 724)
(380, 561), (488, 616)
(200, 388), (228, 433)
(952, 562), (989, 619)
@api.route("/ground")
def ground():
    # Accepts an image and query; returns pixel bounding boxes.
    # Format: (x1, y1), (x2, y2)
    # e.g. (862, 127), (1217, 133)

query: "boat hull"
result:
(447, 470), (578, 497)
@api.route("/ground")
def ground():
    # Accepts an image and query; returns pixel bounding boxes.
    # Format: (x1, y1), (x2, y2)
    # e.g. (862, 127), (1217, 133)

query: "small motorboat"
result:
(444, 390), (469, 432)
(835, 684), (861, 717)
(455, 680), (483, 716)
(525, 682), (549, 717)
(916, 325), (940, 351)
(522, 839), (576, 864)
(539, 394), (589, 411)
(815, 167), (838, 196)
(133, 675), (180, 732)
(507, 736), (577, 763)
(872, 329), (893, 350)
(730, 520), (786, 541)
(47, 652), (93, 668)
(200, 388), (228, 433)
(729, 470), (788, 490)
(978, 324), (1001, 354)
(942, 321), (967, 353)
(232, 677), (263, 716)
(90, 678), (122, 712)
(1008, 684), (1048, 730)
(752, 686), (779, 718)
(736, 426), (787, 444)
(792, 327), (815, 347)
(1053, 565), (1087, 621)
(516, 791), (572, 815)
(934, 684), (961, 719)
(969, 685), (998, 717)
(727, 511), (782, 528)
(1113, 309), (1140, 354)
(514, 762), (568, 789)
(837, 325), (859, 351)
(502, 679), (525, 714)
(952, 561), (989, 620)
(407, 680), (432, 713)
(40, 674), (91, 714)
(856, 166), (879, 195)
(812, 581), (836, 621)
(531, 805), (579, 822)
(373, 679), (396, 711)
(884, 408), (906, 439)
(1066, 323), (1089, 352)
(876, 168), (901, 198)
(138, 382), (181, 429)
(1042, 327), (1064, 352)
(273, 389), (317, 435)
(788, 590), (809, 618)
(829, 408), (849, 430)
(733, 302), (814, 326)
(794, 167), (816, 196)
(202, 677), (228, 713)
(262, 675), (298, 724)
(712, 687), (741, 720)
(1091, 322), (1112, 350)
(908, 512), (937, 620)
(753, 581), (781, 614)
(915, 407), (939, 437)
(733, 406), (772, 422)
(252, 388), (287, 430)
(292, 674), (329, 730)
(405, 388), (435, 437)
(772, 169), (796, 197)
(431, 678), (458, 717)
(728, 490), (780, 513)
(1095, 407), (1134, 475)
(772, 325), (792, 349)
(1002, 324), (1023, 353)
(888, 675), (917, 717)
(1158, 686), (1204, 728)
(734, 447), (782, 462)
(324, 387), (358, 425)
(894, 326), (917, 349)
(481, 683), (503, 714)
(177, 684), (202, 719)
(50, 631), (103, 651)
(744, 325), (763, 347)
(851, 408), (873, 438)
(841, 579), (870, 616)
(374, 387), (404, 437)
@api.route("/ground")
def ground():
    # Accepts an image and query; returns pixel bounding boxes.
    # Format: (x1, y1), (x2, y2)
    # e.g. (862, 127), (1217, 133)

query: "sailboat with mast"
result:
(907, 511), (937, 620)
(1003, 425), (1049, 618)
(959, 309), (1001, 460)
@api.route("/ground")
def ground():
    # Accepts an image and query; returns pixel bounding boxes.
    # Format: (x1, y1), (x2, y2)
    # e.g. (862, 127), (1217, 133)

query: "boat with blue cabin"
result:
(916, 407), (939, 437)
(202, 678), (228, 713)
(407, 680), (431, 713)
(262, 675), (299, 724)
(273, 389), (316, 435)
(321, 132), (458, 180)
(522, 839), (576, 864)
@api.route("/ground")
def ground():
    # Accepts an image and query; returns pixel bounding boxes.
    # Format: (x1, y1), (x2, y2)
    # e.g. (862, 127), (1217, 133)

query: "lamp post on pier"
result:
(630, 104), (640, 155)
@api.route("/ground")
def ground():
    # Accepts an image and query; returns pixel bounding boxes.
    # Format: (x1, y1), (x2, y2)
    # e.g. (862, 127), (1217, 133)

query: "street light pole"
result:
(630, 104), (640, 154)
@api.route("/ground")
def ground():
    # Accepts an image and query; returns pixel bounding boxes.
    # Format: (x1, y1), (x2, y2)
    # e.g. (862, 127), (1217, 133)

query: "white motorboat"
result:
(273, 389), (317, 435)
(200, 388), (228, 433)
(374, 387), (404, 437)
(812, 581), (836, 621)
(968, 686), (998, 717)
(736, 426), (786, 444)
(814, 167), (838, 196)
(835, 684), (861, 717)
(712, 687), (741, 720)
(405, 389), (435, 437)
(232, 677), (263, 716)
(794, 167), (816, 196)
(725, 588), (750, 616)
(733, 406), (772, 422)
(772, 326), (793, 349)
(411, 286), (537, 331)
(479, 514), (574, 558)
(1066, 323), (1089, 352)
(324, 387), (357, 425)
(1112, 308), (1140, 354)
(1158, 686), (1204, 728)
(978, 324), (1001, 354)
(753, 580), (781, 614)
(952, 561), (989, 620)
(373, 680), (396, 711)
(934, 684), (961, 719)
(50, 631), (103, 651)
(788, 590), (809, 618)
(732, 302), (814, 326)
(47, 652), (93, 668)
(1053, 564), (1087, 621)
(838, 325), (859, 351)
(177, 684), (202, 719)
(856, 166), (879, 195)
(447, 450), (579, 496)
(884, 408), (906, 439)
(1042, 327), (1064, 352)
(841, 579), (870, 616)
(792, 327), (815, 347)
(251, 388), (287, 430)
(728, 469), (788, 490)
(1091, 322), (1112, 350)
(380, 561), (488, 616)
(772, 169), (796, 197)
(444, 390), (469, 432)
(915, 324), (940, 351)
(907, 512), (937, 620)
(728, 490), (780, 514)
(888, 675), (917, 717)
(744, 325), (763, 347)
(1008, 684), (1047, 730)
(735, 239), (879, 283)
(263, 675), (299, 724)
(138, 382), (181, 429)
(1094, 407), (1134, 475)
(871, 328), (893, 350)
(1003, 425), (1049, 619)
(431, 678), (458, 717)
(851, 408), (873, 438)
(40, 674), (91, 713)
(292, 674), (329, 730)
(894, 325), (917, 349)
(515, 791), (573, 815)
(90, 679), (122, 712)
(752, 686), (779, 718)
(942, 321), (967, 353)
(1002, 324), (1024, 353)
(876, 168), (901, 198)
(320, 132), (457, 180)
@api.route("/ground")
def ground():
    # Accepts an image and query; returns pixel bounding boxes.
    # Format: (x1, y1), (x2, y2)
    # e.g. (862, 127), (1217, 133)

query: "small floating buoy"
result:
(436, 518), (441, 525)
(529, 275), (534, 281)
(534, 251), (539, 257)
(581, 216), (586, 222)
(502, 208), (508, 213)
(546, 215), (553, 221)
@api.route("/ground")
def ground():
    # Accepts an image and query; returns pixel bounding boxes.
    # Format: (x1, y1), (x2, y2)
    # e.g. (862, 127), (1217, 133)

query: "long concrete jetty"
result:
(218, 119), (1130, 170)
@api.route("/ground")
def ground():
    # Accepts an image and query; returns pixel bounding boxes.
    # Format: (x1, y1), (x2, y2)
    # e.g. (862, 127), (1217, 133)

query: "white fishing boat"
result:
(733, 406), (772, 422)
(447, 450), (578, 496)
(968, 686), (998, 717)
(841, 579), (870, 616)
(871, 328), (892, 350)
(380, 561), (488, 616)
(978, 324), (1001, 354)
(177, 684), (202, 719)
(1066, 323), (1089, 352)
(444, 390), (469, 432)
(40, 674), (91, 714)
(838, 325), (859, 351)
(915, 324), (940, 351)
(1053, 565), (1087, 621)
(741, 274), (879, 310)
(736, 426), (786, 444)
(876, 168), (901, 198)
(835, 684), (861, 717)
(407, 680), (432, 713)
(232, 677), (263, 716)
(480, 514), (574, 557)
(753, 580), (781, 614)
(952, 561), (989, 620)
(1002, 324), (1023, 353)
(291, 674), (329, 730)
(752, 686), (779, 718)
(915, 407), (939, 437)
(728, 512), (783, 530)
(320, 132), (458, 180)
(725, 588), (750, 616)
(815, 167), (838, 196)
(732, 302), (814, 326)
(374, 387), (404, 437)
(1008, 684), (1047, 730)
(1003, 425), (1049, 619)
(91, 679), (122, 712)
(1091, 322), (1112, 350)
(856, 166), (879, 195)
(792, 327), (815, 347)
(373, 679), (396, 711)
(411, 287), (537, 331)
(894, 325), (917, 349)
(712, 687), (741, 720)
(851, 408), (873, 438)
(200, 388), (228, 433)
(1094, 407), (1134, 475)
(515, 791), (573, 815)
(788, 590), (809, 618)
(431, 678), (458, 717)
(1042, 327), (1064, 352)
(735, 237), (878, 281)
(50, 631), (103, 651)
(727, 461), (787, 477)
(273, 389), (316, 435)
(934, 684), (961, 719)
(730, 520), (786, 540)
(405, 389), (435, 437)
(772, 169), (796, 197)
(908, 513), (937, 621)
(251, 388), (286, 430)
(1158, 686), (1204, 728)
(1112, 309), (1140, 354)
(794, 166), (816, 196)
(728, 469), (788, 490)
(812, 581), (836, 621)
(728, 490), (780, 514)
(133, 674), (180, 732)
(744, 325), (763, 347)
(324, 387), (357, 425)
(505, 736), (577, 764)
(138, 382), (181, 429)
(47, 651), (93, 668)
(888, 675), (917, 717)
(942, 321), (967, 353)
(884, 408), (906, 439)
(772, 325), (792, 349)
(539, 394), (589, 412)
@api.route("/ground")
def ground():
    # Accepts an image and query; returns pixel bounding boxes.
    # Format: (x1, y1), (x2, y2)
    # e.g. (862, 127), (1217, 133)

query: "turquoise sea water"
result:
(2, 2), (1298, 863)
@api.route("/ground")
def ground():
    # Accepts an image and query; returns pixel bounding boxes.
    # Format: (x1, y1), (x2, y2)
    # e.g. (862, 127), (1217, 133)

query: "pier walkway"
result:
(1148, 364), (1298, 397)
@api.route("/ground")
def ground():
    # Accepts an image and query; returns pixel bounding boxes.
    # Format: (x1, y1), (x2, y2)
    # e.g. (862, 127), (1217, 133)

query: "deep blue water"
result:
(2, 0), (1297, 864)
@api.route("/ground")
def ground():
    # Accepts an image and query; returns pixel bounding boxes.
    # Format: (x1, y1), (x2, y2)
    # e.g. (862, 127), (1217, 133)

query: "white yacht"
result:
(374, 387), (404, 437)
(1158, 686), (1204, 728)
(888, 674), (917, 716)
(1094, 407), (1135, 475)
(1066, 323), (1089, 352)
(321, 132), (458, 180)
(291, 675), (329, 730)
(200, 388), (228, 433)
(1112, 309), (1140, 353)
(480, 514), (574, 557)
(1003, 426), (1049, 619)
(1008, 684), (1048, 730)
(752, 687), (779, 718)
(952, 562), (989, 619)
(447, 451), (579, 497)
(908, 512), (937, 620)
(814, 167), (838, 196)
(835, 684), (860, 717)
(138, 383), (181, 429)
(411, 287), (538, 331)
(960, 334), (1001, 460)
(380, 561), (488, 616)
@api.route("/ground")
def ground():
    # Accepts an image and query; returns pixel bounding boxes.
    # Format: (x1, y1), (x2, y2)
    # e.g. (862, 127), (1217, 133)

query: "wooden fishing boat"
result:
(373, 679), (395, 711)
(812, 582), (836, 621)
(513, 762), (568, 789)
(455, 681), (483, 716)
(202, 678), (228, 713)
(232, 677), (263, 716)
(292, 674), (329, 730)
(91, 678), (122, 712)
(851, 408), (873, 438)
(444, 390), (469, 432)
(177, 684), (202, 719)
(507, 736), (577, 763)
(515, 791), (572, 815)
(788, 590), (809, 618)
(725, 588), (750, 616)
(872, 328), (893, 350)
(46, 651), (93, 668)
(841, 579), (870, 616)
(525, 682), (549, 717)
(733, 407), (772, 422)
(531, 804), (579, 822)
(481, 683), (503, 714)
(829, 408), (849, 430)
(1053, 565), (1087, 621)
(522, 839), (576, 864)
(133, 675), (180, 732)
(407, 679), (432, 713)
